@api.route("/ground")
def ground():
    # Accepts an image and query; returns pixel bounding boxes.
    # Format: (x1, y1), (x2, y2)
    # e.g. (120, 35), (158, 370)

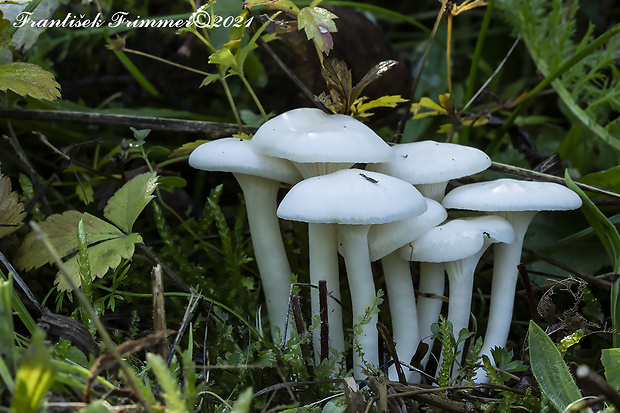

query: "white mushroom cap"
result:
(251, 108), (394, 165)
(277, 169), (427, 225)
(368, 140), (491, 184)
(189, 137), (302, 185)
(442, 178), (582, 212)
(367, 198), (447, 262)
(403, 215), (515, 263)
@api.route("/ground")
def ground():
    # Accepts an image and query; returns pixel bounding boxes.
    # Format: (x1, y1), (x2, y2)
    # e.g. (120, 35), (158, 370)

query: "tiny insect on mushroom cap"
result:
(278, 168), (427, 379)
(368, 140), (491, 201)
(189, 138), (302, 344)
(250, 107), (394, 178)
(441, 178), (582, 382)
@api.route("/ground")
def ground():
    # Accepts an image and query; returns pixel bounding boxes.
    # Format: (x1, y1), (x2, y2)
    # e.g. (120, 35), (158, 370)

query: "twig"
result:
(319, 280), (330, 361)
(575, 364), (620, 408)
(0, 109), (255, 136)
(0, 251), (43, 314)
(490, 162), (620, 199)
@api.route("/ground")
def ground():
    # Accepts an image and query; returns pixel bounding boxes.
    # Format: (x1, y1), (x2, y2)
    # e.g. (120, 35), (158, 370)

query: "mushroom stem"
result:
(308, 223), (345, 365)
(381, 251), (419, 382)
(416, 262), (446, 370)
(476, 211), (535, 381)
(438, 247), (487, 377)
(415, 182), (449, 203)
(338, 224), (379, 379)
(235, 173), (293, 342)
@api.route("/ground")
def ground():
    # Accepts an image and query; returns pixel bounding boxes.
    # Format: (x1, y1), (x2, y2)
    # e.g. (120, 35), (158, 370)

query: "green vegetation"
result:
(0, 0), (619, 411)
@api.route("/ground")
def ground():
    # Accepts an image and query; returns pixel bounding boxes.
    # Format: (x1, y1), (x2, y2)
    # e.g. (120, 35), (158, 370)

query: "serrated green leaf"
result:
(104, 172), (158, 233)
(55, 233), (142, 291)
(528, 321), (582, 412)
(0, 62), (61, 101)
(10, 330), (55, 413)
(200, 73), (220, 88)
(16, 212), (122, 271)
(209, 48), (239, 73)
(353, 95), (408, 117)
(0, 175), (25, 238)
(298, 7), (338, 54)
(601, 348), (620, 391)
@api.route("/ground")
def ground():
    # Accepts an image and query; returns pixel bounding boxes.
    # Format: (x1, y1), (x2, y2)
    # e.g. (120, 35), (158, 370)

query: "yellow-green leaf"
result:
(0, 175), (25, 238)
(209, 48), (239, 73)
(16, 211), (122, 271)
(103, 172), (158, 233)
(353, 95), (408, 117)
(10, 330), (55, 413)
(0, 62), (61, 101)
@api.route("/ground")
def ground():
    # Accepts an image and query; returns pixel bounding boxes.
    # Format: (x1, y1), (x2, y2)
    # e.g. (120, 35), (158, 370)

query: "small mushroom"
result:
(189, 138), (302, 342)
(407, 216), (515, 377)
(367, 198), (447, 381)
(278, 169), (426, 378)
(442, 178), (582, 381)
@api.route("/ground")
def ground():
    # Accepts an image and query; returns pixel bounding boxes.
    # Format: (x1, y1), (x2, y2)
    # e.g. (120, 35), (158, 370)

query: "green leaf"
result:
(104, 172), (158, 233)
(146, 353), (190, 413)
(297, 7), (338, 54)
(601, 348), (620, 391)
(209, 48), (239, 73)
(0, 62), (61, 101)
(231, 387), (254, 413)
(0, 175), (25, 238)
(579, 165), (620, 193)
(0, 276), (16, 386)
(353, 95), (408, 117)
(16, 211), (123, 271)
(77, 401), (112, 413)
(55, 233), (142, 291)
(200, 73), (220, 87)
(528, 321), (582, 412)
(10, 330), (56, 413)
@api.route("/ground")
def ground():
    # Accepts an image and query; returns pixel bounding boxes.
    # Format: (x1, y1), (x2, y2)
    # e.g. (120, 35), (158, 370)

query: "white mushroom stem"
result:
(476, 211), (536, 381)
(438, 244), (490, 377)
(338, 224), (379, 379)
(308, 223), (345, 365)
(234, 173), (294, 342)
(381, 251), (418, 381)
(416, 262), (446, 370)
(415, 182), (449, 203)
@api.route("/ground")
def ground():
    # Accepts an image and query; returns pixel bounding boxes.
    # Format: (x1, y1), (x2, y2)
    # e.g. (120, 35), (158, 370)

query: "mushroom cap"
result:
(368, 198), (447, 261)
(442, 178), (583, 212)
(277, 169), (427, 225)
(403, 215), (515, 263)
(368, 140), (491, 184)
(189, 137), (302, 185)
(251, 108), (394, 164)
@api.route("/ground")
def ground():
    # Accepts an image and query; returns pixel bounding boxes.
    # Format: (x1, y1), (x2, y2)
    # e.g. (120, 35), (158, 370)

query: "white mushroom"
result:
(407, 216), (515, 377)
(189, 138), (302, 342)
(278, 169), (426, 378)
(442, 178), (582, 381)
(367, 198), (447, 381)
(251, 107), (394, 364)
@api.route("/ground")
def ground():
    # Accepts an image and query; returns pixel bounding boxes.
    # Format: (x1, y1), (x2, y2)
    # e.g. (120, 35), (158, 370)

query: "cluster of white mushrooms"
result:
(188, 107), (582, 383)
